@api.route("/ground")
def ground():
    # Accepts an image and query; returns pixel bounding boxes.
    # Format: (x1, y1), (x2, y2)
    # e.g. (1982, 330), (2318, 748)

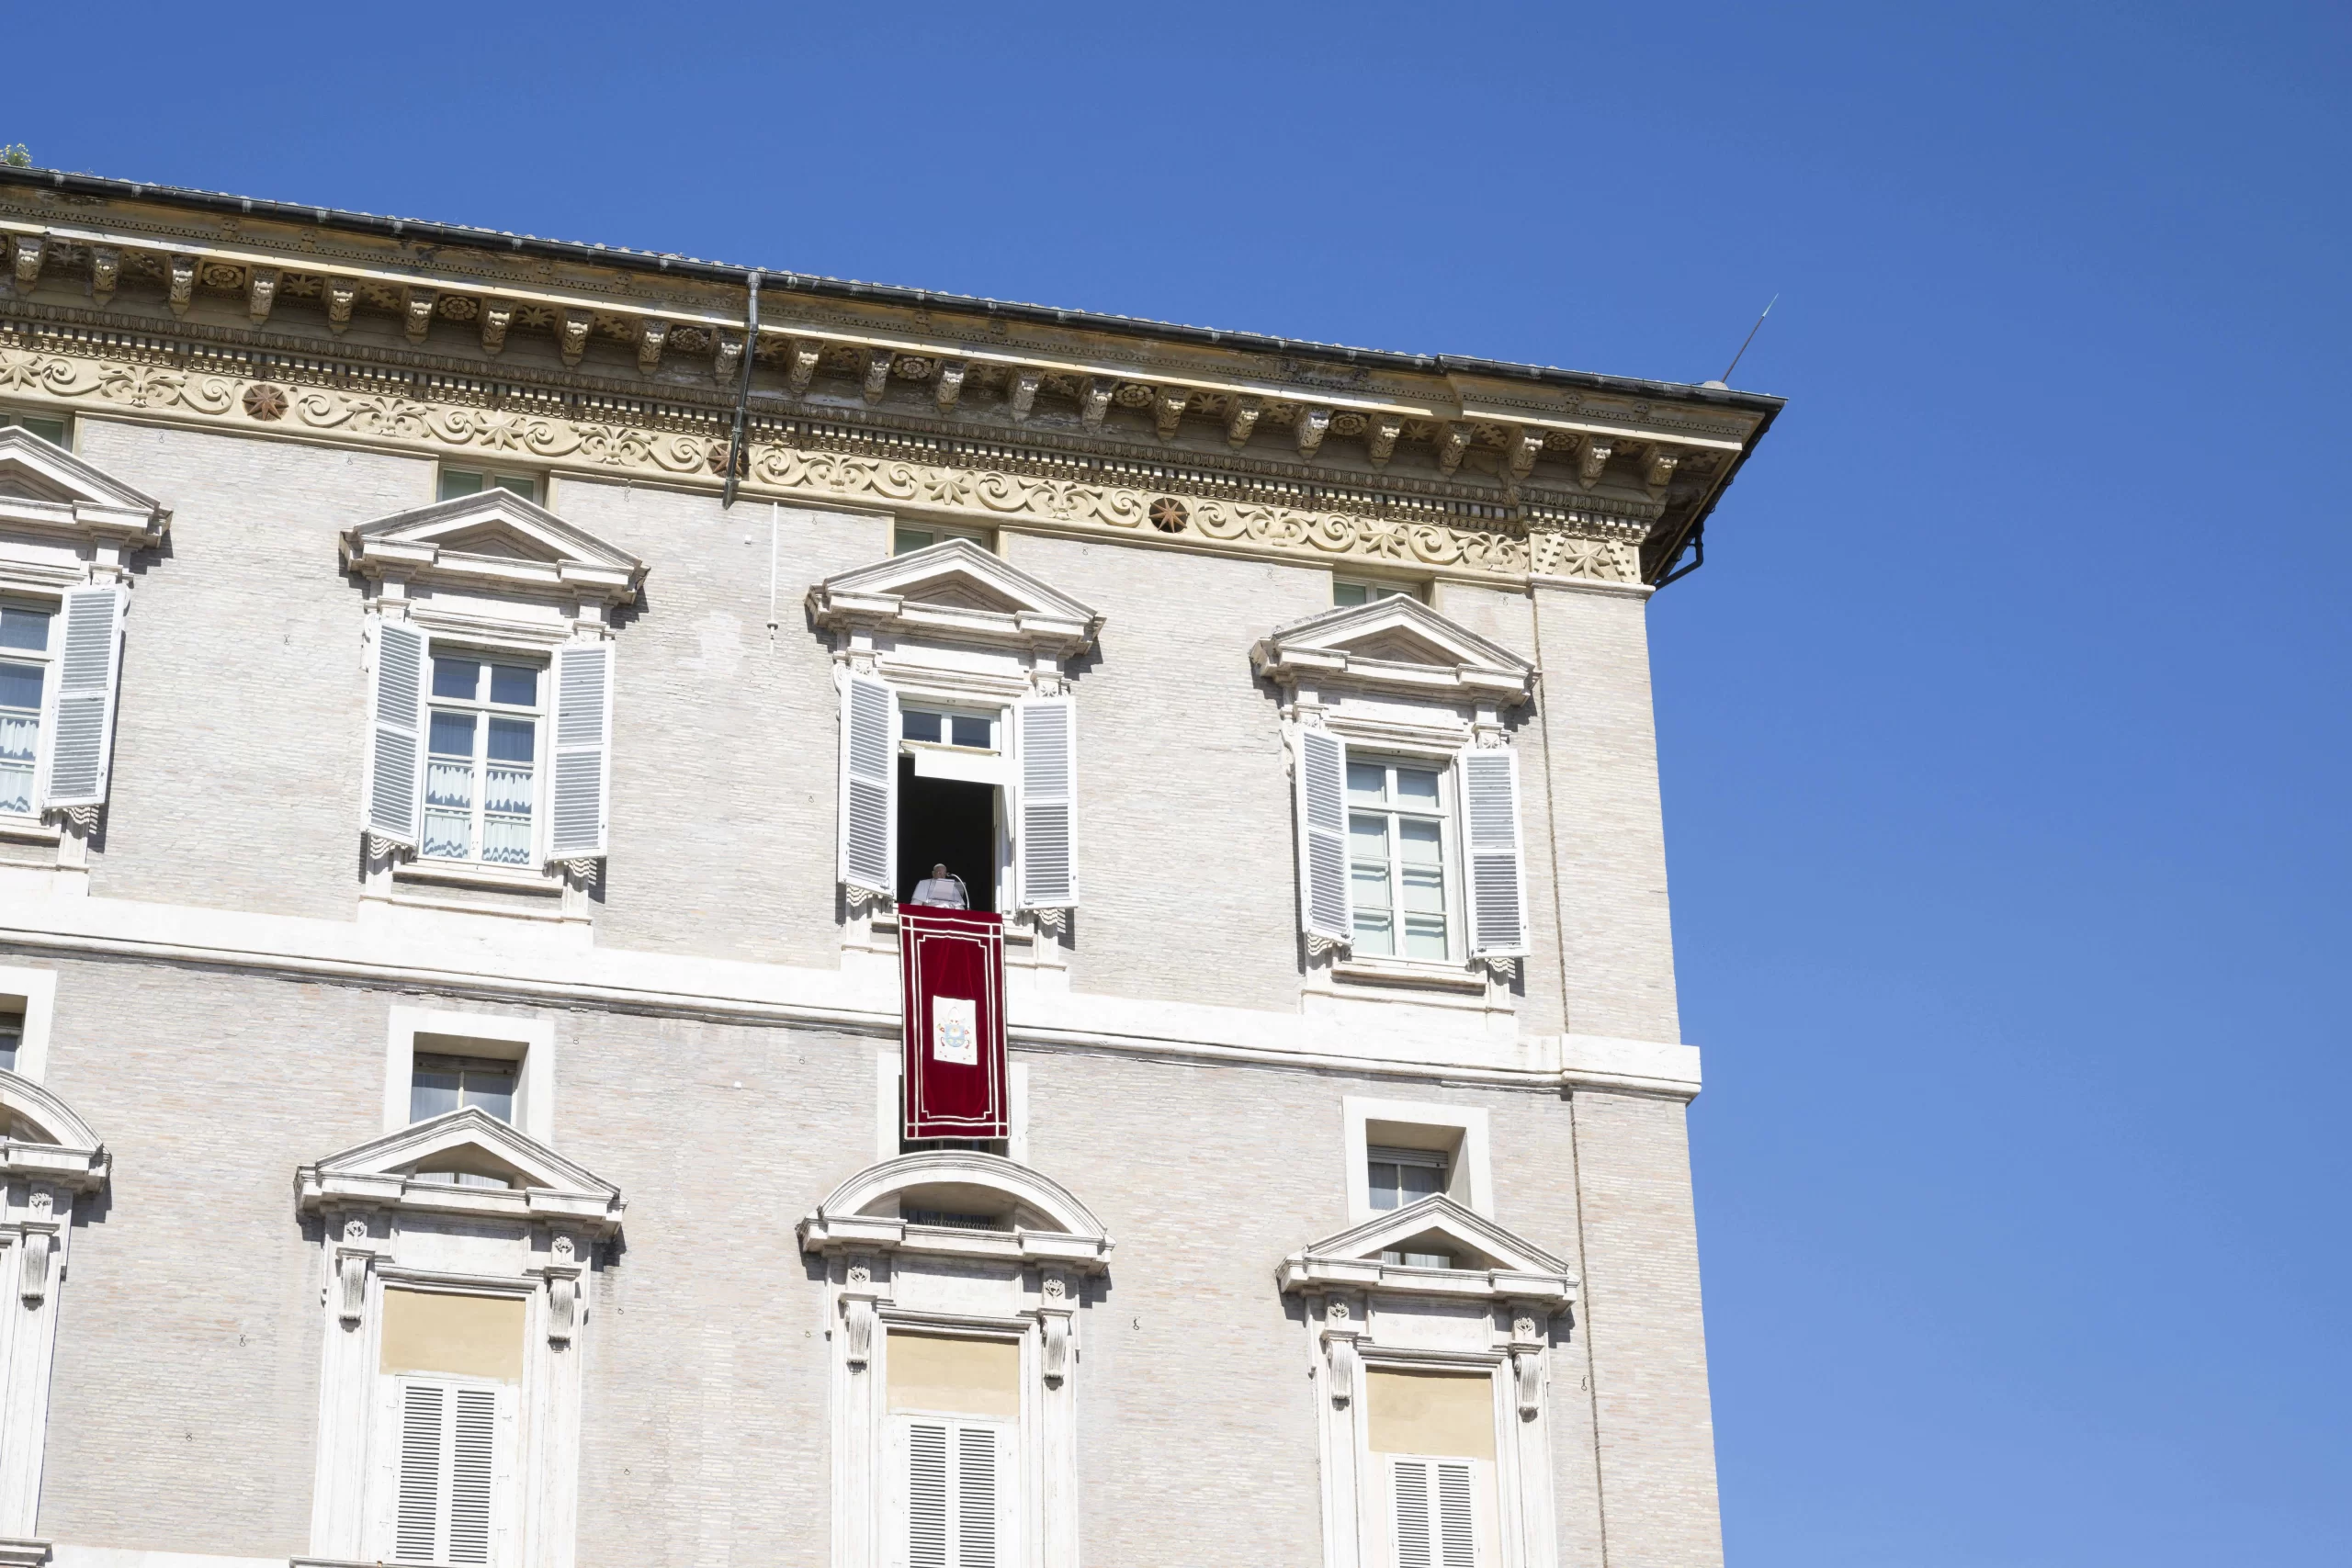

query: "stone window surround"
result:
(799, 1151), (1112, 1568)
(1279, 1196), (1576, 1568)
(0, 967), (56, 1084)
(1340, 1097), (1493, 1227)
(295, 1109), (624, 1568)
(383, 1005), (556, 1147)
(0, 1071), (108, 1567)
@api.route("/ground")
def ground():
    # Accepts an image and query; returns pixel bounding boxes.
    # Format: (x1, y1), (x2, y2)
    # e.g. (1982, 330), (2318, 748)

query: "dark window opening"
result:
(897, 757), (998, 913)
(896, 1076), (1008, 1158)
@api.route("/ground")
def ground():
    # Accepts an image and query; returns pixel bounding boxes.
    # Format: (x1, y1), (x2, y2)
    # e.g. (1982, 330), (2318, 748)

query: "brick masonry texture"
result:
(6, 415), (1724, 1567)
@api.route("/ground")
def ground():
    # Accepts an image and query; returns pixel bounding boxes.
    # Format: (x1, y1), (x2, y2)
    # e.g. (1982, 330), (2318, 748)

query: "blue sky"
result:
(12, 2), (2348, 1562)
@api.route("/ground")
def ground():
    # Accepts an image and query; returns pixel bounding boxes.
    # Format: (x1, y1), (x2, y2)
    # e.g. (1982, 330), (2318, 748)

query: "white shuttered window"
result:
(891, 1416), (1011, 1568)
(1390, 1456), (1479, 1568)
(40, 585), (126, 808)
(1458, 748), (1528, 958)
(365, 620), (429, 845)
(840, 673), (897, 895)
(1295, 726), (1352, 945)
(390, 1378), (513, 1567)
(1013, 696), (1076, 909)
(548, 643), (614, 859)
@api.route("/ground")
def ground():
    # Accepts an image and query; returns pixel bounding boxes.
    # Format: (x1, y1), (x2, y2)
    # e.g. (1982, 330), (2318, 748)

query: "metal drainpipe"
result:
(720, 269), (762, 510)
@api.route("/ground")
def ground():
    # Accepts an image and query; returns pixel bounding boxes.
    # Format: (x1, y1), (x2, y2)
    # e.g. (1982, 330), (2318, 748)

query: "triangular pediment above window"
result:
(1253, 597), (1535, 705)
(340, 490), (646, 607)
(296, 1107), (625, 1234)
(1276, 1195), (1575, 1304)
(808, 539), (1103, 656)
(0, 426), (169, 548)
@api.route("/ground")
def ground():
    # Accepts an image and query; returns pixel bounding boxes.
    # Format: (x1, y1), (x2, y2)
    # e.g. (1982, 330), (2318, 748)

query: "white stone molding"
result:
(1278, 1196), (1575, 1568)
(1253, 595), (1535, 716)
(799, 1153), (1112, 1568)
(0, 968), (57, 1083)
(1340, 1097), (1494, 1224)
(296, 1108), (622, 1568)
(808, 540), (1102, 666)
(0, 1071), (109, 1557)
(340, 488), (645, 625)
(380, 1005), (557, 1145)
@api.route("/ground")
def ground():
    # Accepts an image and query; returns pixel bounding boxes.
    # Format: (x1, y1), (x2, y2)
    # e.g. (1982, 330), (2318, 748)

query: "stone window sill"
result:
(1331, 959), (1488, 995)
(393, 859), (562, 897)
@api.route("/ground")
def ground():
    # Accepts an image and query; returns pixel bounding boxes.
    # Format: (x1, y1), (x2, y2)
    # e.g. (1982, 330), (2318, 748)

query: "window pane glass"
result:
(1333, 581), (1369, 607)
(0, 660), (42, 713)
(428, 711), (478, 759)
(901, 709), (943, 744)
(485, 716), (535, 766)
(6, 415), (68, 447)
(488, 664), (537, 706)
(0, 607), (50, 652)
(481, 814), (533, 865)
(0, 761), (28, 816)
(421, 812), (473, 860)
(461, 1066), (516, 1122)
(948, 715), (991, 749)
(410, 1066), (461, 1122)
(1368, 1161), (1400, 1210)
(431, 657), (481, 700)
(1404, 916), (1449, 961)
(894, 526), (935, 554)
(492, 474), (538, 502)
(437, 468), (486, 501)
(1400, 1161), (1443, 1201)
(1347, 761), (1386, 804)
(1395, 768), (1441, 807)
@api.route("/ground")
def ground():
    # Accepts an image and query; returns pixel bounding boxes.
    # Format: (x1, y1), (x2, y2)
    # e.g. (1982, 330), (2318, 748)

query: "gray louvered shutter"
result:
(1393, 1458), (1433, 1568)
(1014, 696), (1076, 909)
(906, 1421), (950, 1568)
(446, 1386), (499, 1565)
(365, 619), (428, 846)
(1435, 1461), (1477, 1568)
(1461, 748), (1528, 958)
(548, 643), (614, 859)
(39, 584), (126, 808)
(1295, 727), (1351, 945)
(956, 1425), (1000, 1568)
(392, 1382), (447, 1563)
(840, 673), (896, 896)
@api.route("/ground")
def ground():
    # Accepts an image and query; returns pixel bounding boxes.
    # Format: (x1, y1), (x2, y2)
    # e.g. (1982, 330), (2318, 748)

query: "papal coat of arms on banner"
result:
(932, 997), (978, 1066)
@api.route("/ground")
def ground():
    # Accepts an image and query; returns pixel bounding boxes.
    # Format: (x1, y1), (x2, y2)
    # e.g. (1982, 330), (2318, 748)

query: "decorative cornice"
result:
(0, 327), (1657, 586)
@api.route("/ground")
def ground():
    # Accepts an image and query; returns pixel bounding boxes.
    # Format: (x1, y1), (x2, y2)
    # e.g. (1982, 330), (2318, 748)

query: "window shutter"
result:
(392, 1382), (447, 1563)
(1460, 747), (1528, 958)
(1393, 1458), (1433, 1568)
(548, 642), (614, 859)
(1436, 1461), (1477, 1568)
(365, 620), (428, 847)
(447, 1386), (499, 1565)
(1295, 727), (1351, 945)
(957, 1425), (999, 1568)
(1014, 696), (1076, 909)
(39, 584), (126, 808)
(840, 672), (896, 896)
(906, 1421), (950, 1568)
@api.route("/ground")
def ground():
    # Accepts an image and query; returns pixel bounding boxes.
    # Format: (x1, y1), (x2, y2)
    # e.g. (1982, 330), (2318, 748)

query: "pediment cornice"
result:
(1276, 1194), (1575, 1306)
(808, 539), (1103, 657)
(1254, 596), (1536, 705)
(0, 1071), (107, 1190)
(798, 1150), (1114, 1272)
(295, 1106), (624, 1234)
(340, 489), (645, 607)
(0, 426), (168, 551)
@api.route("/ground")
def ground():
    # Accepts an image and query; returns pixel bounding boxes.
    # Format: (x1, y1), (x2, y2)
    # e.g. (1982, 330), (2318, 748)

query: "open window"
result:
(800, 1151), (1112, 1568)
(343, 490), (642, 920)
(1281, 1196), (1576, 1568)
(298, 1109), (623, 1568)
(0, 429), (169, 886)
(809, 539), (1100, 941)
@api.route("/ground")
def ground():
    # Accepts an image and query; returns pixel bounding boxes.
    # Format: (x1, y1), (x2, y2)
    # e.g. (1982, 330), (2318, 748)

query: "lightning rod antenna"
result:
(1716, 294), (1777, 386)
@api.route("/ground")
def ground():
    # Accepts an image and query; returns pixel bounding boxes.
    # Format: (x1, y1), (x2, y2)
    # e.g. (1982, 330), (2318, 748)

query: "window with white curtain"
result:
(0, 603), (51, 817)
(423, 652), (543, 867)
(1347, 758), (1457, 961)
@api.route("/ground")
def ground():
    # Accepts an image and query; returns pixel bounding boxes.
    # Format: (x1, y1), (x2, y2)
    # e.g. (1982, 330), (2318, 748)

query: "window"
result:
(886, 1333), (1021, 1568)
(897, 703), (1008, 912)
(1348, 758), (1455, 962)
(0, 1010), (20, 1075)
(410, 1053), (517, 1124)
(894, 523), (990, 555)
(423, 653), (543, 867)
(1333, 578), (1418, 607)
(0, 412), (68, 449)
(437, 467), (539, 503)
(378, 1289), (524, 1566)
(901, 705), (998, 751)
(1368, 1145), (1447, 1213)
(0, 602), (51, 816)
(1370, 1371), (1495, 1568)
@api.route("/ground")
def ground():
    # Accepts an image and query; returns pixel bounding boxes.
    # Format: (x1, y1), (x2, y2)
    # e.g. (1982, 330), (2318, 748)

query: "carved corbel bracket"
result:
(166, 254), (196, 315)
(841, 1252), (887, 1371)
(1080, 378), (1115, 428)
(1644, 447), (1679, 491)
(1226, 396), (1261, 447)
(1367, 414), (1403, 465)
(1506, 1302), (1550, 1417)
(88, 247), (119, 305)
(10, 234), (43, 293)
(934, 360), (968, 410)
(331, 1213), (387, 1328)
(1437, 422), (1473, 476)
(862, 349), (894, 404)
(1507, 427), (1545, 479)
(248, 268), (282, 325)
(479, 299), (512, 355)
(1037, 1267), (1076, 1385)
(1154, 389), (1190, 441)
(786, 339), (823, 396)
(558, 310), (593, 367)
(541, 1232), (584, 1345)
(324, 278), (356, 334)
(1319, 1293), (1364, 1407)
(1296, 406), (1333, 459)
(1577, 438), (1612, 486)
(636, 319), (668, 377)
(1007, 368), (1042, 421)
(712, 332), (743, 383)
(402, 289), (435, 344)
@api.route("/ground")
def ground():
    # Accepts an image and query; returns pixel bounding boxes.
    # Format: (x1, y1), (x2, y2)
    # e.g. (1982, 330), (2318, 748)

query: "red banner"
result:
(900, 907), (1008, 1141)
